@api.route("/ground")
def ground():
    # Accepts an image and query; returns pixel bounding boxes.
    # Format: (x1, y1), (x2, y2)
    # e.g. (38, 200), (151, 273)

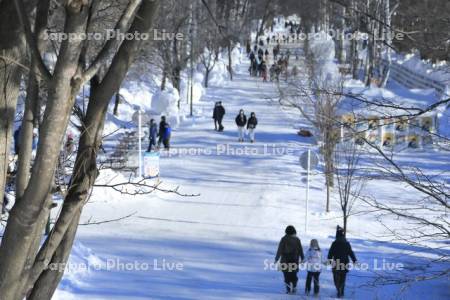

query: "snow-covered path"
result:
(56, 59), (449, 300)
(59, 61), (328, 299)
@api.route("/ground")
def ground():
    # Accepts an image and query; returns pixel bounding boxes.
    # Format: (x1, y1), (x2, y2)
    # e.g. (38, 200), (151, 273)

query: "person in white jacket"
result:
(304, 239), (322, 295)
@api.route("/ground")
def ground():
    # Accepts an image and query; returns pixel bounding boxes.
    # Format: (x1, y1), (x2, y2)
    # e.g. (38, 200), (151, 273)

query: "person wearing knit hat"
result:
(274, 225), (304, 294)
(327, 225), (357, 298)
(336, 225), (345, 239)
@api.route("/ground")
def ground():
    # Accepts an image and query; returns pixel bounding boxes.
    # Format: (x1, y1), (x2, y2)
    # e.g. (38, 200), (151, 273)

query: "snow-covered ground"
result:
(52, 56), (449, 300)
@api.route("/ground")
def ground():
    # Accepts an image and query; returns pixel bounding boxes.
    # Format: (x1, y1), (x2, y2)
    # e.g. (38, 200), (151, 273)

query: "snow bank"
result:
(56, 242), (104, 294)
(394, 51), (450, 84)
(231, 44), (242, 67)
(151, 87), (181, 127)
(309, 32), (340, 83)
(180, 70), (205, 104)
(208, 61), (229, 86)
(120, 82), (153, 111)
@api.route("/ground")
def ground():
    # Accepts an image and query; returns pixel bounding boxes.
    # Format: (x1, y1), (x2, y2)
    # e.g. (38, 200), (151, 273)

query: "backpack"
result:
(164, 125), (171, 138)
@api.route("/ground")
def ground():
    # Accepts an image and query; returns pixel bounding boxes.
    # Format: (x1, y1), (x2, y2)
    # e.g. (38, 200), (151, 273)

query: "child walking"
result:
(305, 239), (322, 296)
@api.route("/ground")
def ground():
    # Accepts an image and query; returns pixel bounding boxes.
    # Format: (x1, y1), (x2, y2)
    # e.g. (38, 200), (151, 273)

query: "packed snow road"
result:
(55, 60), (449, 300)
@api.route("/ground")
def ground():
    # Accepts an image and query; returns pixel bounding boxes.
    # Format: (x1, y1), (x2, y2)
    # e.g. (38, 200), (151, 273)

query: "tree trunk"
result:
(28, 202), (81, 300)
(14, 192), (53, 299)
(161, 69), (167, 91)
(324, 127), (335, 212)
(16, 0), (50, 198)
(380, 0), (391, 87)
(326, 182), (331, 212)
(227, 41), (233, 81)
(204, 68), (210, 88)
(0, 3), (91, 298)
(338, 6), (346, 64)
(15, 76), (37, 200)
(0, 0), (26, 210)
(172, 66), (181, 108)
(350, 0), (359, 80)
(113, 92), (120, 116)
(17, 2), (161, 298)
(343, 213), (348, 237)
(351, 38), (359, 79)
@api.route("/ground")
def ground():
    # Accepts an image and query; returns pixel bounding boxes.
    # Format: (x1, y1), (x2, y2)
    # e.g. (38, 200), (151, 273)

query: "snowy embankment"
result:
(52, 48), (450, 299)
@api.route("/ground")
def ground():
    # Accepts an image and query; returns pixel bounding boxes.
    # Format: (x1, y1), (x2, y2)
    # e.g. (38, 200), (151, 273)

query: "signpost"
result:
(138, 111), (142, 177)
(300, 149), (319, 233)
(132, 110), (150, 178)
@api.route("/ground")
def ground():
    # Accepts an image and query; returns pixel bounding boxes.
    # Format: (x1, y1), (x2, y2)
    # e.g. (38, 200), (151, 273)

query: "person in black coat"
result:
(257, 48), (264, 58)
(249, 51), (256, 62)
(158, 116), (170, 149)
(327, 226), (357, 298)
(213, 102), (226, 131)
(235, 109), (247, 142)
(275, 225), (304, 294)
(247, 112), (258, 143)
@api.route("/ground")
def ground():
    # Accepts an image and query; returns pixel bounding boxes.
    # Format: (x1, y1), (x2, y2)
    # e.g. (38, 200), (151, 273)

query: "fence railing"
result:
(381, 59), (448, 98)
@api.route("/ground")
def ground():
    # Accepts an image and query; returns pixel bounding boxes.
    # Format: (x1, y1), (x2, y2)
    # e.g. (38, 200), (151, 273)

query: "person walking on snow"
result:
(235, 109), (247, 142)
(158, 116), (171, 150)
(327, 226), (357, 298)
(213, 101), (226, 131)
(247, 112), (258, 143)
(260, 61), (268, 82)
(147, 119), (158, 152)
(275, 225), (304, 294)
(304, 239), (323, 296)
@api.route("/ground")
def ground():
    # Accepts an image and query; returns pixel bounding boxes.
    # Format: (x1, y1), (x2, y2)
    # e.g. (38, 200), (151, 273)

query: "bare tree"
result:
(199, 29), (220, 88)
(334, 141), (367, 235)
(280, 37), (343, 212)
(0, 1), (163, 299)
(0, 0), (28, 211)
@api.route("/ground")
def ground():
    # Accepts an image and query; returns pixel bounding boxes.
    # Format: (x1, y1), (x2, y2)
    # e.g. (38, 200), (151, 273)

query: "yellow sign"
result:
(382, 132), (394, 146)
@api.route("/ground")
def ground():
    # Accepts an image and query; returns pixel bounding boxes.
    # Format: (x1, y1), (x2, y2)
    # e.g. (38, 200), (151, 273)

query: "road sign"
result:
(300, 150), (319, 170)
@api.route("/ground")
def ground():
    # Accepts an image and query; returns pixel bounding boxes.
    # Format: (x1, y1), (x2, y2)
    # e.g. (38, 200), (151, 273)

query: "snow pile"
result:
(58, 242), (104, 290)
(231, 44), (242, 67)
(396, 51), (450, 84)
(151, 86), (181, 127)
(119, 81), (154, 114)
(208, 60), (229, 86)
(308, 32), (340, 83)
(180, 71), (205, 104)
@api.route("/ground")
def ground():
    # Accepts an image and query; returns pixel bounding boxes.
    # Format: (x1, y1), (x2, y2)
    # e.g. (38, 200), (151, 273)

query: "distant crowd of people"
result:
(246, 19), (302, 83)
(247, 41), (292, 83)
(274, 225), (357, 297)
